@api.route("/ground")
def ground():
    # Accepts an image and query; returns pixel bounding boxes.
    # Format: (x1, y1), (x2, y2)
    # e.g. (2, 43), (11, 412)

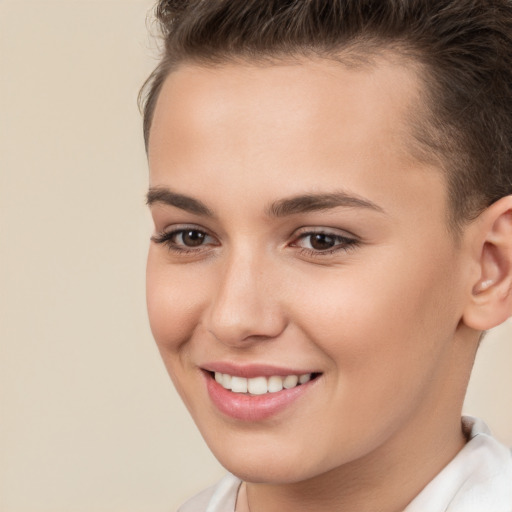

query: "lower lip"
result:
(204, 372), (318, 421)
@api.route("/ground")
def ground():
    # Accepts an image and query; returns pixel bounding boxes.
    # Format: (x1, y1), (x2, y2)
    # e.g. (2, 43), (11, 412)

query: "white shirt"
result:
(178, 417), (512, 512)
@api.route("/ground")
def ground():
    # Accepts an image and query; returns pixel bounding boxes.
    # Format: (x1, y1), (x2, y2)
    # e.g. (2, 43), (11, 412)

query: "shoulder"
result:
(177, 474), (242, 512)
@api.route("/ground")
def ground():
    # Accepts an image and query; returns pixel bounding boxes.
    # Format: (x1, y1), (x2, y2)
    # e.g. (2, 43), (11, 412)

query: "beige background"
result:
(0, 1), (510, 511)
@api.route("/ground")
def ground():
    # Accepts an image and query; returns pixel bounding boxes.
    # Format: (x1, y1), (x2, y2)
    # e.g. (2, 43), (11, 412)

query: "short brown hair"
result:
(140, 0), (512, 229)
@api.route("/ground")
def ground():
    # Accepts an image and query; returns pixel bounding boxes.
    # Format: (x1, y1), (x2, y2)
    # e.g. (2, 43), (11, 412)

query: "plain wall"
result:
(0, 1), (510, 511)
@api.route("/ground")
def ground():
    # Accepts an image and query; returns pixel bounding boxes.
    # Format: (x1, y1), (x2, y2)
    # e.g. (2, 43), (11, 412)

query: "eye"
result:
(151, 226), (218, 253)
(175, 229), (209, 247)
(303, 233), (339, 251)
(290, 229), (359, 255)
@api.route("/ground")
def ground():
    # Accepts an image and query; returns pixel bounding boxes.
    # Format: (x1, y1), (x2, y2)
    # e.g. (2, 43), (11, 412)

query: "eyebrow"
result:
(146, 187), (214, 216)
(146, 187), (385, 218)
(267, 192), (385, 217)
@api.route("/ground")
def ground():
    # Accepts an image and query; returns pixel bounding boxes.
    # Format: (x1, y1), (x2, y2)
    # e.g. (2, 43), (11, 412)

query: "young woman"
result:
(141, 1), (512, 510)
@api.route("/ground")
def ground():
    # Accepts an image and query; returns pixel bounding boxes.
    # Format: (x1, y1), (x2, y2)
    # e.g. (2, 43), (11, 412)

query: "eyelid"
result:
(291, 225), (358, 238)
(152, 223), (214, 238)
(289, 225), (360, 249)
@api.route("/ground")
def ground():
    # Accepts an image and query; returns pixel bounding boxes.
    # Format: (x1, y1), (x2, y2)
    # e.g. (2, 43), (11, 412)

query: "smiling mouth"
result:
(208, 371), (321, 395)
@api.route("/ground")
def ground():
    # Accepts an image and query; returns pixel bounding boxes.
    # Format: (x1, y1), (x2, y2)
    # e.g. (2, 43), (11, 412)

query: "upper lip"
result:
(201, 362), (319, 379)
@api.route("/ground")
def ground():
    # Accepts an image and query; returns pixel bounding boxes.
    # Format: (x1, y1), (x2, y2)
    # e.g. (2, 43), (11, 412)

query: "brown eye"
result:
(151, 227), (218, 253)
(290, 229), (359, 256)
(180, 230), (207, 247)
(308, 233), (336, 251)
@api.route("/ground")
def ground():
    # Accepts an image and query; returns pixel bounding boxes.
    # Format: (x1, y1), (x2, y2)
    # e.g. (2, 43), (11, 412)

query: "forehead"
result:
(149, 55), (427, 167)
(148, 57), (446, 224)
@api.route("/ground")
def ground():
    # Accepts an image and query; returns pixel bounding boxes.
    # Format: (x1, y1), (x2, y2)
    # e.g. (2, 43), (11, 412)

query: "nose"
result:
(205, 249), (287, 346)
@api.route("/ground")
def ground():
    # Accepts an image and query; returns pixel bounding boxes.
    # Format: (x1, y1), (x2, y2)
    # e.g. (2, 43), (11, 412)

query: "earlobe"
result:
(463, 196), (512, 331)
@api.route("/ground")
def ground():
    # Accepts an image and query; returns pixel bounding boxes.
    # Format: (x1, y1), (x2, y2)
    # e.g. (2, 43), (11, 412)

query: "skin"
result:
(145, 57), (503, 512)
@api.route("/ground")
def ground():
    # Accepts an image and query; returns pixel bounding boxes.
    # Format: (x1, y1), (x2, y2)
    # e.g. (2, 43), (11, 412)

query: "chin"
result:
(202, 431), (335, 484)
(218, 457), (311, 484)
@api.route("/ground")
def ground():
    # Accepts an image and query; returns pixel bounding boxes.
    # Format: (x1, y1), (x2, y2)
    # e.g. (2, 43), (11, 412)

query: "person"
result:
(140, 1), (512, 510)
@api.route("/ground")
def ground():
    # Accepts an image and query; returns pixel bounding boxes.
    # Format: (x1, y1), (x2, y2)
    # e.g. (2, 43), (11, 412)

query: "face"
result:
(146, 58), (472, 484)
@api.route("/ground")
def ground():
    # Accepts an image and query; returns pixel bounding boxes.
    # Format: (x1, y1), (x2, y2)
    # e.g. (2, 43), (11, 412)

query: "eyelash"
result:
(151, 227), (218, 254)
(151, 227), (359, 257)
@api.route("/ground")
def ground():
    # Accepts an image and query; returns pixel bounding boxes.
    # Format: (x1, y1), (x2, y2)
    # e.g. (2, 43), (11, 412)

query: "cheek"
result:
(146, 251), (214, 413)
(291, 244), (461, 384)
(146, 250), (207, 356)
(277, 249), (463, 462)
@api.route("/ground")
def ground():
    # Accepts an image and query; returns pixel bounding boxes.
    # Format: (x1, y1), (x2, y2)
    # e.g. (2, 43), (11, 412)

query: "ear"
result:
(463, 195), (512, 331)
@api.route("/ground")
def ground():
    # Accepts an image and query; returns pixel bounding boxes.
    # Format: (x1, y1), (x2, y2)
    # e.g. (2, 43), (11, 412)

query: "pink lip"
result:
(202, 369), (319, 422)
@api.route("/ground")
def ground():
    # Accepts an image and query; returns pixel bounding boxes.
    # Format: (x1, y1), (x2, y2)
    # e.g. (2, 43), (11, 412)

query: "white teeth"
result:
(247, 376), (267, 395)
(299, 373), (311, 384)
(230, 376), (248, 393)
(267, 375), (284, 393)
(213, 372), (314, 394)
(283, 375), (299, 389)
(221, 373), (232, 389)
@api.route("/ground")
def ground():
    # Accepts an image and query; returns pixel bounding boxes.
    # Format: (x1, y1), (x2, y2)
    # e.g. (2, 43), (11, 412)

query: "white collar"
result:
(404, 416), (512, 512)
